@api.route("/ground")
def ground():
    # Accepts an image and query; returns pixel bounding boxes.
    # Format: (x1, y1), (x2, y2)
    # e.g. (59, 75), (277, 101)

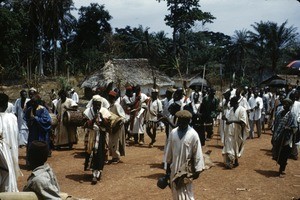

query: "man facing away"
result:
(23, 140), (60, 199)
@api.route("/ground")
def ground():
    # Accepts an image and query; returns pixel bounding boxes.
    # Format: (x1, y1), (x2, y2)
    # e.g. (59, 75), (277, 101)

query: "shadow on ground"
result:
(255, 169), (279, 178)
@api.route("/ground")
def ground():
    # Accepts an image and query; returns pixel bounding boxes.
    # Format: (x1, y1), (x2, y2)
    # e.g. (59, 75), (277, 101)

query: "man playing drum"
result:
(108, 91), (126, 164)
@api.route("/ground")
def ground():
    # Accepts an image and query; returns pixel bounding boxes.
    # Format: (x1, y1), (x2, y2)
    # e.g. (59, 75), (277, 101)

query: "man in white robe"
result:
(248, 89), (263, 138)
(222, 96), (249, 169)
(145, 88), (163, 147)
(0, 93), (21, 192)
(165, 110), (205, 200)
(13, 90), (30, 147)
(54, 89), (78, 148)
(108, 91), (126, 163)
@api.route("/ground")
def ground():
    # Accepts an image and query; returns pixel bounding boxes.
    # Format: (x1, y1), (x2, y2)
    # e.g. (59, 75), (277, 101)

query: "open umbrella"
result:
(267, 79), (287, 87)
(287, 60), (300, 70)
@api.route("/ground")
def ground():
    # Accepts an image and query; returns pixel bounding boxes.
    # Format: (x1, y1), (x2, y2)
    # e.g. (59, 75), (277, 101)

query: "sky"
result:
(72, 0), (300, 37)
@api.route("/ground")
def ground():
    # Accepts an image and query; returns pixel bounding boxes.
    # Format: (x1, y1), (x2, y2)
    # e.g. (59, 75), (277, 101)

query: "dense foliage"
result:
(0, 0), (299, 86)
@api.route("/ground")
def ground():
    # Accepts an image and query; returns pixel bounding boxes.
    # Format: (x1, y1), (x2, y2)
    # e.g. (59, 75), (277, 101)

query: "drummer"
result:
(53, 89), (78, 149)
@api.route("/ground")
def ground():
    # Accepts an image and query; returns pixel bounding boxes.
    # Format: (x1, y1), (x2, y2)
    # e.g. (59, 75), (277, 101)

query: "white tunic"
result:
(13, 98), (30, 146)
(248, 96), (263, 120)
(222, 106), (250, 159)
(0, 112), (21, 192)
(165, 126), (204, 200)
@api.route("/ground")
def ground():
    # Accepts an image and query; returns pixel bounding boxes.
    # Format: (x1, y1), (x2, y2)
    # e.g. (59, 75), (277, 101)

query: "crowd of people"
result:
(0, 83), (299, 199)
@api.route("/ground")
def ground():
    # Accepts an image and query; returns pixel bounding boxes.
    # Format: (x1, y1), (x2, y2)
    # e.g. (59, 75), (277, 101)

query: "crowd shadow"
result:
(255, 169), (279, 178)
(206, 144), (223, 149)
(149, 163), (164, 169)
(260, 148), (272, 156)
(73, 151), (86, 159)
(139, 172), (165, 180)
(65, 173), (92, 183)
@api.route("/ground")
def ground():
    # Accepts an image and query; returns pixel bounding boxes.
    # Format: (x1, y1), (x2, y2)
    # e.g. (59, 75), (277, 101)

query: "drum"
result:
(50, 113), (58, 128)
(109, 112), (124, 132)
(63, 110), (86, 127)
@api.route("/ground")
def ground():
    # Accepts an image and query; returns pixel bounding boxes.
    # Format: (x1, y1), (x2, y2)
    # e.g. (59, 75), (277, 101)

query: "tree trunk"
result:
(54, 38), (58, 76)
(38, 31), (44, 76)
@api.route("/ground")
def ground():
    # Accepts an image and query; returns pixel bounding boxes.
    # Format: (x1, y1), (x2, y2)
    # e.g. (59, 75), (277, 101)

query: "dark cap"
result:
(175, 110), (192, 119)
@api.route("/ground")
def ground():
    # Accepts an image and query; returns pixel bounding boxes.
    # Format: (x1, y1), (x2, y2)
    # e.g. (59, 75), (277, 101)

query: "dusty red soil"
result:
(17, 127), (300, 200)
(2, 81), (299, 200)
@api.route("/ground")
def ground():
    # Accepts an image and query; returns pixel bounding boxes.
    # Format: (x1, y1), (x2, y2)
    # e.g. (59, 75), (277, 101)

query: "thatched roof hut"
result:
(81, 59), (174, 97)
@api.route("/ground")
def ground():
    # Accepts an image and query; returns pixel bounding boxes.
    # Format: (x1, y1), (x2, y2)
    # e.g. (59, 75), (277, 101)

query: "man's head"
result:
(92, 95), (102, 111)
(125, 86), (133, 97)
(58, 89), (68, 101)
(151, 88), (159, 99)
(173, 88), (184, 101)
(193, 92), (199, 103)
(209, 88), (216, 97)
(0, 93), (9, 112)
(108, 90), (117, 104)
(20, 90), (27, 99)
(253, 88), (259, 98)
(230, 96), (239, 108)
(165, 88), (174, 100)
(28, 140), (49, 170)
(28, 88), (37, 99)
(168, 102), (181, 116)
(282, 98), (293, 111)
(31, 94), (42, 110)
(175, 110), (192, 130)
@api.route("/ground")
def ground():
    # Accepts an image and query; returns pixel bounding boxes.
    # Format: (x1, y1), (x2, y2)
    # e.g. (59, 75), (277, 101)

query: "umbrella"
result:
(287, 60), (300, 70)
(267, 79), (287, 87)
(189, 82), (208, 90)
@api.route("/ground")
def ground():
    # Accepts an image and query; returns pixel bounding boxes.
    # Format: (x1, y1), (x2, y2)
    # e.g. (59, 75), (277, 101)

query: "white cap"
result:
(92, 95), (102, 102)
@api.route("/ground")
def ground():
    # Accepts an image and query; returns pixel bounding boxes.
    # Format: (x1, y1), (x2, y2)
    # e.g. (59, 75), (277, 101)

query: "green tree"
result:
(70, 3), (112, 72)
(229, 29), (251, 79)
(44, 0), (76, 76)
(249, 21), (298, 74)
(0, 4), (24, 79)
(157, 0), (215, 63)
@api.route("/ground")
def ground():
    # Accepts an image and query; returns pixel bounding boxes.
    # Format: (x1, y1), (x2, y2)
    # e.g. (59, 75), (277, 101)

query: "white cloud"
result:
(73, 0), (300, 36)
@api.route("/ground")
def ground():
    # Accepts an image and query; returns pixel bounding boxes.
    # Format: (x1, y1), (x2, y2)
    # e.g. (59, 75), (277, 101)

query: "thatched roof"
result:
(81, 59), (174, 89)
(172, 73), (208, 87)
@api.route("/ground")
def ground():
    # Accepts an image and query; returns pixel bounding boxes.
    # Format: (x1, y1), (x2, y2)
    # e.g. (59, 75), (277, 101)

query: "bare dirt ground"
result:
(16, 127), (300, 200)
(1, 80), (299, 200)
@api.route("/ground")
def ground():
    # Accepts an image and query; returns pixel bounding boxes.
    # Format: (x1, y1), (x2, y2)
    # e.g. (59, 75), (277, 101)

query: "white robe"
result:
(165, 126), (204, 200)
(248, 96), (263, 120)
(13, 98), (30, 146)
(0, 112), (21, 192)
(222, 106), (249, 160)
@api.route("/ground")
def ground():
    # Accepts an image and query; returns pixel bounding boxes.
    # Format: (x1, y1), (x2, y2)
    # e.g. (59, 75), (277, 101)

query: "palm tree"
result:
(249, 21), (298, 73)
(230, 29), (251, 78)
(44, 0), (76, 76)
